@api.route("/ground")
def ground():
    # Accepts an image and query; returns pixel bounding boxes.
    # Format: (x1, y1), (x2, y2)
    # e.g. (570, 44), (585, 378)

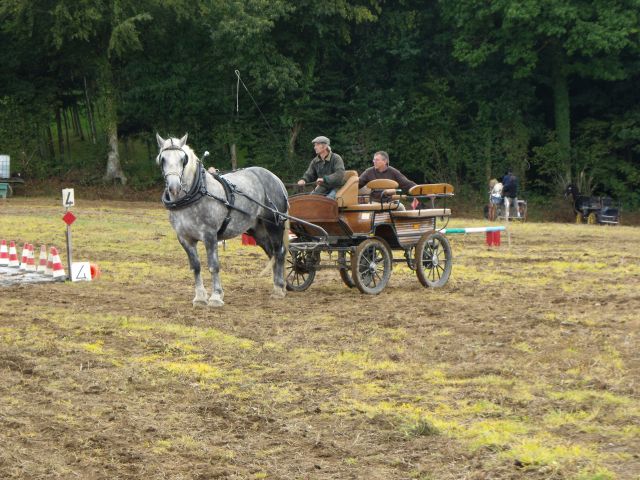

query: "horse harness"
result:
(160, 146), (284, 236)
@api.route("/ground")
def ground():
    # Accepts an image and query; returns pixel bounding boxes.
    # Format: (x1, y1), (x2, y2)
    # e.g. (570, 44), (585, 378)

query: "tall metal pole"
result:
(65, 206), (73, 280)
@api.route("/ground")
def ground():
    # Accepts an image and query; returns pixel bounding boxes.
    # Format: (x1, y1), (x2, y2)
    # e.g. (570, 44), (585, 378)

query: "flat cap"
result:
(311, 136), (330, 145)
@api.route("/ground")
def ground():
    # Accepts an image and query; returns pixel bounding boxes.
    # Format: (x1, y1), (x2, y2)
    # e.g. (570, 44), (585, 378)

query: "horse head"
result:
(156, 133), (195, 199)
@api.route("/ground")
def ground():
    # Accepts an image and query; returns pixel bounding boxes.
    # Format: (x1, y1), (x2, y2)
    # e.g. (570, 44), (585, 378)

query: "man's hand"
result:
(297, 179), (306, 186)
(316, 178), (325, 185)
(383, 188), (396, 196)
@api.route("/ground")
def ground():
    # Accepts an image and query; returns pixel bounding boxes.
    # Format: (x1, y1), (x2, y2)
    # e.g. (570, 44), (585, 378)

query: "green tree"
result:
(441, 0), (640, 180)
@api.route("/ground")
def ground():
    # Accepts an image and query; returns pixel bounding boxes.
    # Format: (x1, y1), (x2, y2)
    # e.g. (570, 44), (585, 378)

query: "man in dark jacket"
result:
(359, 151), (416, 202)
(297, 136), (345, 198)
(502, 169), (520, 219)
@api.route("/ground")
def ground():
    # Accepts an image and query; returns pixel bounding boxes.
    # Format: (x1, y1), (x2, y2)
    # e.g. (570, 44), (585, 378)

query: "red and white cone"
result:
(0, 240), (8, 266)
(45, 248), (54, 276)
(19, 243), (30, 270)
(51, 247), (66, 279)
(8, 241), (20, 267)
(37, 244), (48, 273)
(25, 244), (37, 272)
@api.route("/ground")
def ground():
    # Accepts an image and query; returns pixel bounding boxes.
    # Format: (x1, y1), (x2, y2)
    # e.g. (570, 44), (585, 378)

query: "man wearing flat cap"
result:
(297, 136), (345, 198)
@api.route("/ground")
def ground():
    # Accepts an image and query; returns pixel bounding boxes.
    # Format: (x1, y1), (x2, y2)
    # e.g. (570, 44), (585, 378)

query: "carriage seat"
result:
(341, 178), (402, 212)
(335, 170), (359, 208)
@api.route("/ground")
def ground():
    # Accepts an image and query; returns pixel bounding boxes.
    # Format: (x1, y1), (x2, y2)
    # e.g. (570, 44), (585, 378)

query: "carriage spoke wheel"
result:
(415, 232), (452, 288)
(351, 238), (392, 295)
(285, 249), (317, 292)
(338, 250), (355, 288)
(587, 212), (597, 225)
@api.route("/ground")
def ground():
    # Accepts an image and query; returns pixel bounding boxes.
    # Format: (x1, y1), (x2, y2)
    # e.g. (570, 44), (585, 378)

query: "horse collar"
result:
(161, 162), (207, 210)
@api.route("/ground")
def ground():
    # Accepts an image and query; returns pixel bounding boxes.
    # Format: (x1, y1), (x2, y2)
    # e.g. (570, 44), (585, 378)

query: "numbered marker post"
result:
(71, 262), (92, 282)
(62, 188), (75, 208)
(62, 188), (77, 280)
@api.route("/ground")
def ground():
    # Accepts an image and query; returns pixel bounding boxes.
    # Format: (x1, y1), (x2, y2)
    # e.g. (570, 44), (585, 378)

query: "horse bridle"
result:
(158, 144), (190, 191)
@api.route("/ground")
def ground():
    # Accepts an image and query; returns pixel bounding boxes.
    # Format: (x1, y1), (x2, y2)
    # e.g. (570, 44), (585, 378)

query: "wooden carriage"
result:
(286, 171), (454, 294)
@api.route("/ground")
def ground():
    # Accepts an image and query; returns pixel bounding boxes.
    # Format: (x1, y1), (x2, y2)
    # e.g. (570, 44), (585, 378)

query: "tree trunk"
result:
(63, 108), (71, 158)
(101, 66), (126, 184)
(230, 143), (237, 171)
(55, 107), (64, 158)
(84, 76), (97, 144)
(550, 47), (571, 180)
(73, 103), (85, 141)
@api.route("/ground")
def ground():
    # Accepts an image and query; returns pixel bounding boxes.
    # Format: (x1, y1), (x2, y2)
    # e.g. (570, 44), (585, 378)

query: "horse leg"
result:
(178, 236), (208, 306)
(204, 233), (224, 307)
(253, 220), (287, 299)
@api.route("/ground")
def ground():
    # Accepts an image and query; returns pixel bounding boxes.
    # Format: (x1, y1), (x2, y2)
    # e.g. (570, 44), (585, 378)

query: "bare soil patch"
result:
(1, 198), (638, 479)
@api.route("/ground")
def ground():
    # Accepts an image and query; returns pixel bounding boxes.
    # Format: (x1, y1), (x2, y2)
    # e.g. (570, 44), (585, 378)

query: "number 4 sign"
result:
(62, 188), (75, 208)
(71, 262), (92, 282)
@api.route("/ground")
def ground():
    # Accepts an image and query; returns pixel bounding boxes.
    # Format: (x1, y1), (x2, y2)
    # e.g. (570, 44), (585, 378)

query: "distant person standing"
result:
(502, 169), (520, 219)
(297, 136), (345, 199)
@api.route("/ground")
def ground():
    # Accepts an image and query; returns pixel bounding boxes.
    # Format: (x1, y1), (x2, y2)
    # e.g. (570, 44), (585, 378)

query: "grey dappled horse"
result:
(156, 134), (289, 307)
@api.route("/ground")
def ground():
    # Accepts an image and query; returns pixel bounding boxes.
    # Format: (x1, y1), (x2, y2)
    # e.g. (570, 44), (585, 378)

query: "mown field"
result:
(1, 198), (638, 480)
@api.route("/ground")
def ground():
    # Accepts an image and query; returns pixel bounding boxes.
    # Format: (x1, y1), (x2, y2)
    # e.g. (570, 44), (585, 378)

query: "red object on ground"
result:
(241, 233), (257, 246)
(485, 230), (501, 247)
(90, 263), (101, 279)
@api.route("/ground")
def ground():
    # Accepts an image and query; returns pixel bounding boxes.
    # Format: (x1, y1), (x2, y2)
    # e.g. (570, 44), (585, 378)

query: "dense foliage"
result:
(1, 0), (639, 206)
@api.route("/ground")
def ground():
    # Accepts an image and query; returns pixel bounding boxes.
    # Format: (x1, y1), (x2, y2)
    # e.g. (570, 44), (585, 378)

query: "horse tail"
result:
(260, 219), (289, 276)
(260, 257), (275, 276)
(283, 218), (290, 250)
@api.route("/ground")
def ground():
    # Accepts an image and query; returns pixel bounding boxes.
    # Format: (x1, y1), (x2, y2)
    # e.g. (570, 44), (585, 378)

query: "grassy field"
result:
(1, 197), (639, 479)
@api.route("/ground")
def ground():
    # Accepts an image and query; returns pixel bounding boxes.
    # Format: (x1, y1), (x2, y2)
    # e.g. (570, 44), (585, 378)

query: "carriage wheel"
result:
(338, 250), (355, 288)
(415, 232), (452, 288)
(285, 249), (317, 292)
(587, 212), (597, 225)
(575, 212), (584, 224)
(351, 238), (392, 295)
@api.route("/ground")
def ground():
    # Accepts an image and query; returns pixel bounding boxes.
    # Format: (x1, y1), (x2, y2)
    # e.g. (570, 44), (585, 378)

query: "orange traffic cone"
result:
(25, 244), (36, 272)
(19, 243), (29, 270)
(50, 247), (66, 279)
(8, 241), (19, 267)
(0, 240), (8, 266)
(37, 244), (48, 273)
(90, 263), (101, 280)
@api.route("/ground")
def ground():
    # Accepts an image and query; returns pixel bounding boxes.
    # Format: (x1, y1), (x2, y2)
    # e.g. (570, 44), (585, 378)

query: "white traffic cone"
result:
(8, 241), (20, 268)
(25, 244), (36, 272)
(0, 239), (8, 266)
(19, 243), (29, 270)
(37, 245), (48, 273)
(50, 247), (66, 279)
(45, 248), (54, 276)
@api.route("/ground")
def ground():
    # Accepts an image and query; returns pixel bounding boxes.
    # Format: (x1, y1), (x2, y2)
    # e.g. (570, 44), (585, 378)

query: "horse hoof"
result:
(271, 288), (286, 299)
(193, 299), (208, 307)
(208, 298), (224, 308)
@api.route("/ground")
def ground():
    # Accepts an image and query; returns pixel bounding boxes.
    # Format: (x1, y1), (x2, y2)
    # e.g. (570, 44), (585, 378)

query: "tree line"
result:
(1, 0), (639, 206)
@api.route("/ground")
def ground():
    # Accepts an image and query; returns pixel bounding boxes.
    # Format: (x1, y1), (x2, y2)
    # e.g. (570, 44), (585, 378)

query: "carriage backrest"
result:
(335, 170), (359, 208)
(409, 183), (454, 196)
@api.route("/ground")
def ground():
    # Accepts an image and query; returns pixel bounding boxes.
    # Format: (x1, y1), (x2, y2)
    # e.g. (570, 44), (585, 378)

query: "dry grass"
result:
(1, 197), (639, 479)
